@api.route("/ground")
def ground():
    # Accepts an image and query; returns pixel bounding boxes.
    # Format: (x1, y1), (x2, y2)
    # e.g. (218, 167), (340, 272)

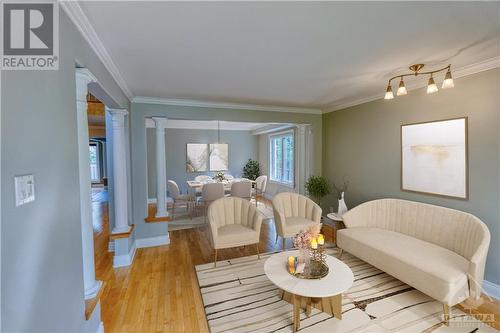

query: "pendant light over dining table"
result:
(384, 64), (454, 100)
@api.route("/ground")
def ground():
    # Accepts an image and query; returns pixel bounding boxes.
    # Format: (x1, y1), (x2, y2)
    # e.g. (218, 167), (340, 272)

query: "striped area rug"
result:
(195, 248), (496, 333)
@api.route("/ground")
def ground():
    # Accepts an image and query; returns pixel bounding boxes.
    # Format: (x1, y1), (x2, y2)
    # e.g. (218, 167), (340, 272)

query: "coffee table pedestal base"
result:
(280, 289), (342, 332)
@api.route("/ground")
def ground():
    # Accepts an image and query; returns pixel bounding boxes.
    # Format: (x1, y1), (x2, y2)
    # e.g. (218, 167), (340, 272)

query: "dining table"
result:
(186, 178), (255, 197)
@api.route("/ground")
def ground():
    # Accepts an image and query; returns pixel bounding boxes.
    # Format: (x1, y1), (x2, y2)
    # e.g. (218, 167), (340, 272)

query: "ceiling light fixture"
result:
(384, 64), (454, 100)
(397, 77), (407, 96)
(384, 84), (394, 100)
(427, 74), (438, 94)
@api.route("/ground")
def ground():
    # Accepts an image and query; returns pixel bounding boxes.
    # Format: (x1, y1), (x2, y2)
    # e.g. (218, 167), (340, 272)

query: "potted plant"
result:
(242, 159), (262, 181)
(304, 175), (331, 206)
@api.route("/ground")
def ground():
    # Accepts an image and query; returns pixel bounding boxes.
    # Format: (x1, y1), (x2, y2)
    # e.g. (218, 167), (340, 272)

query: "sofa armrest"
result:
(252, 213), (263, 236)
(208, 213), (218, 246)
(342, 201), (373, 228)
(468, 231), (490, 299)
(272, 204), (286, 237)
(312, 204), (322, 223)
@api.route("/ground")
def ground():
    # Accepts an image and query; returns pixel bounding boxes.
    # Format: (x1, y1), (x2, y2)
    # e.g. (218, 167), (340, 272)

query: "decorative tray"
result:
(287, 260), (329, 280)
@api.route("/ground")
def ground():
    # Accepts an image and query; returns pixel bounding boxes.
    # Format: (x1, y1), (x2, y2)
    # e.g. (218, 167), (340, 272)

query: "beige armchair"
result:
(208, 197), (263, 267)
(272, 192), (322, 249)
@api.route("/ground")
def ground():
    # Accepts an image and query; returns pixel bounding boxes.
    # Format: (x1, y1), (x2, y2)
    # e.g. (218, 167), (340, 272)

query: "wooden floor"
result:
(91, 193), (499, 332)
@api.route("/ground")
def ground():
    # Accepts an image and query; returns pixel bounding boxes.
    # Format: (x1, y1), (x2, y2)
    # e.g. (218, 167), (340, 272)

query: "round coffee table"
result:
(264, 250), (353, 332)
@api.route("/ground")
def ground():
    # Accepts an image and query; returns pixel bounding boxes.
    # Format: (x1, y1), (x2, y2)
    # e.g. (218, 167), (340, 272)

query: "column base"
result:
(112, 225), (132, 234)
(84, 279), (103, 300)
(155, 209), (169, 218)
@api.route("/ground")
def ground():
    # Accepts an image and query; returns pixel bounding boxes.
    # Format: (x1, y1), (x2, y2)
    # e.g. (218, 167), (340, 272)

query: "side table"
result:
(323, 213), (345, 245)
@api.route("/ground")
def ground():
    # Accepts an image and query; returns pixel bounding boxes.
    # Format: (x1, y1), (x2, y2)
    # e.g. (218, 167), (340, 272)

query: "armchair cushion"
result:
(215, 225), (259, 249)
(281, 217), (316, 238)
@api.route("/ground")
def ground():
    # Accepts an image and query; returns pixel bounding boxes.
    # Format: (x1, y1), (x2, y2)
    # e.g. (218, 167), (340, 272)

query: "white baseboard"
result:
(96, 321), (104, 333)
(483, 280), (500, 300)
(136, 235), (170, 248)
(113, 241), (136, 268)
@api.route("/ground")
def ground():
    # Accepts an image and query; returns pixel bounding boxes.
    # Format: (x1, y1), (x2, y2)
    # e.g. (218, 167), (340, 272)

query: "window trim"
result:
(89, 142), (101, 183)
(268, 129), (295, 187)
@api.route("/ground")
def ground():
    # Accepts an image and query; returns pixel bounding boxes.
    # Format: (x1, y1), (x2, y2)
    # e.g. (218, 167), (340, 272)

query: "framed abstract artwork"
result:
(186, 144), (208, 172)
(401, 117), (468, 199)
(209, 143), (229, 171)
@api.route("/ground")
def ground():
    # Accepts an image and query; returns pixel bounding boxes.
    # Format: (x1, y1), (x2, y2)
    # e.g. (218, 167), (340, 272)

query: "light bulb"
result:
(384, 84), (394, 99)
(397, 78), (407, 96)
(427, 76), (438, 94)
(442, 69), (454, 89)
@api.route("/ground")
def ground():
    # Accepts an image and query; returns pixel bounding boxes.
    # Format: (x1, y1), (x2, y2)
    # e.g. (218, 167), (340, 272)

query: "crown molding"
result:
(322, 56), (500, 114)
(132, 96), (322, 115)
(60, 1), (134, 101)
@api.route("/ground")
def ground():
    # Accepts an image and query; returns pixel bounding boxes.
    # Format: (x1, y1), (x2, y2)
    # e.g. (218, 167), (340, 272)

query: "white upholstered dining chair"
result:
(208, 197), (263, 267)
(167, 180), (192, 220)
(199, 182), (225, 222)
(272, 192), (322, 249)
(253, 175), (268, 206)
(230, 181), (252, 200)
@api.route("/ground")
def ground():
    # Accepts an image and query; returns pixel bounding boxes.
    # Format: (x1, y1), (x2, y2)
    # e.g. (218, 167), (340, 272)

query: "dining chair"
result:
(272, 192), (322, 250)
(230, 181), (252, 200)
(199, 182), (225, 222)
(208, 197), (263, 267)
(167, 180), (192, 220)
(253, 175), (268, 206)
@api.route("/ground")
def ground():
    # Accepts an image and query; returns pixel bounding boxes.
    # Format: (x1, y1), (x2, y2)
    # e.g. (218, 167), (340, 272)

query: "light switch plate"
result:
(15, 174), (35, 206)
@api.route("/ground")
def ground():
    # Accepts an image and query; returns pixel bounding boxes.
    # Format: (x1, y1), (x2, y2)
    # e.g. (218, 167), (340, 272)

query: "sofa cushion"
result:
(215, 224), (258, 249)
(337, 227), (470, 305)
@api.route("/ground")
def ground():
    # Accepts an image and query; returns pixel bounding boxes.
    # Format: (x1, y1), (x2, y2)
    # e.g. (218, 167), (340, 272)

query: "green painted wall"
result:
(322, 68), (500, 284)
(130, 103), (322, 239)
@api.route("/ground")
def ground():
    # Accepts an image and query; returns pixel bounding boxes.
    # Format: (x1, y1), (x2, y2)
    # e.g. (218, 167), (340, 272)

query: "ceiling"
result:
(77, 1), (500, 112)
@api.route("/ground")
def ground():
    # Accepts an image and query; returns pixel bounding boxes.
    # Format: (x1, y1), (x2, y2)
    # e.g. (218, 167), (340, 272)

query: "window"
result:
(89, 143), (100, 182)
(269, 131), (294, 186)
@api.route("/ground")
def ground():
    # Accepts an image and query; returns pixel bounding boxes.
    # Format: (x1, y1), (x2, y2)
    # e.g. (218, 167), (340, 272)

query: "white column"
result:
(295, 124), (312, 194)
(108, 108), (131, 233)
(152, 117), (169, 218)
(75, 68), (102, 300)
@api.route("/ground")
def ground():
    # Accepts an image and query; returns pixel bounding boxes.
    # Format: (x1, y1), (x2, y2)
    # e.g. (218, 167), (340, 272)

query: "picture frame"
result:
(186, 143), (209, 172)
(401, 117), (468, 199)
(209, 143), (229, 171)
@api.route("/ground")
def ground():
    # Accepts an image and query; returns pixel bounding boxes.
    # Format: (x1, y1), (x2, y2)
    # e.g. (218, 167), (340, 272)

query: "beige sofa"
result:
(337, 198), (490, 324)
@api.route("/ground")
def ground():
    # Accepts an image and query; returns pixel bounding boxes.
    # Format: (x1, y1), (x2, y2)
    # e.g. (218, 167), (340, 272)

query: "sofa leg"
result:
(256, 243), (260, 259)
(338, 249), (343, 259)
(443, 303), (450, 326)
(214, 249), (218, 268)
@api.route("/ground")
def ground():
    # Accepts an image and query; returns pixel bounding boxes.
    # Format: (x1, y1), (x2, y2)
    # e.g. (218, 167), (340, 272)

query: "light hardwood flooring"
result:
(91, 193), (499, 332)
